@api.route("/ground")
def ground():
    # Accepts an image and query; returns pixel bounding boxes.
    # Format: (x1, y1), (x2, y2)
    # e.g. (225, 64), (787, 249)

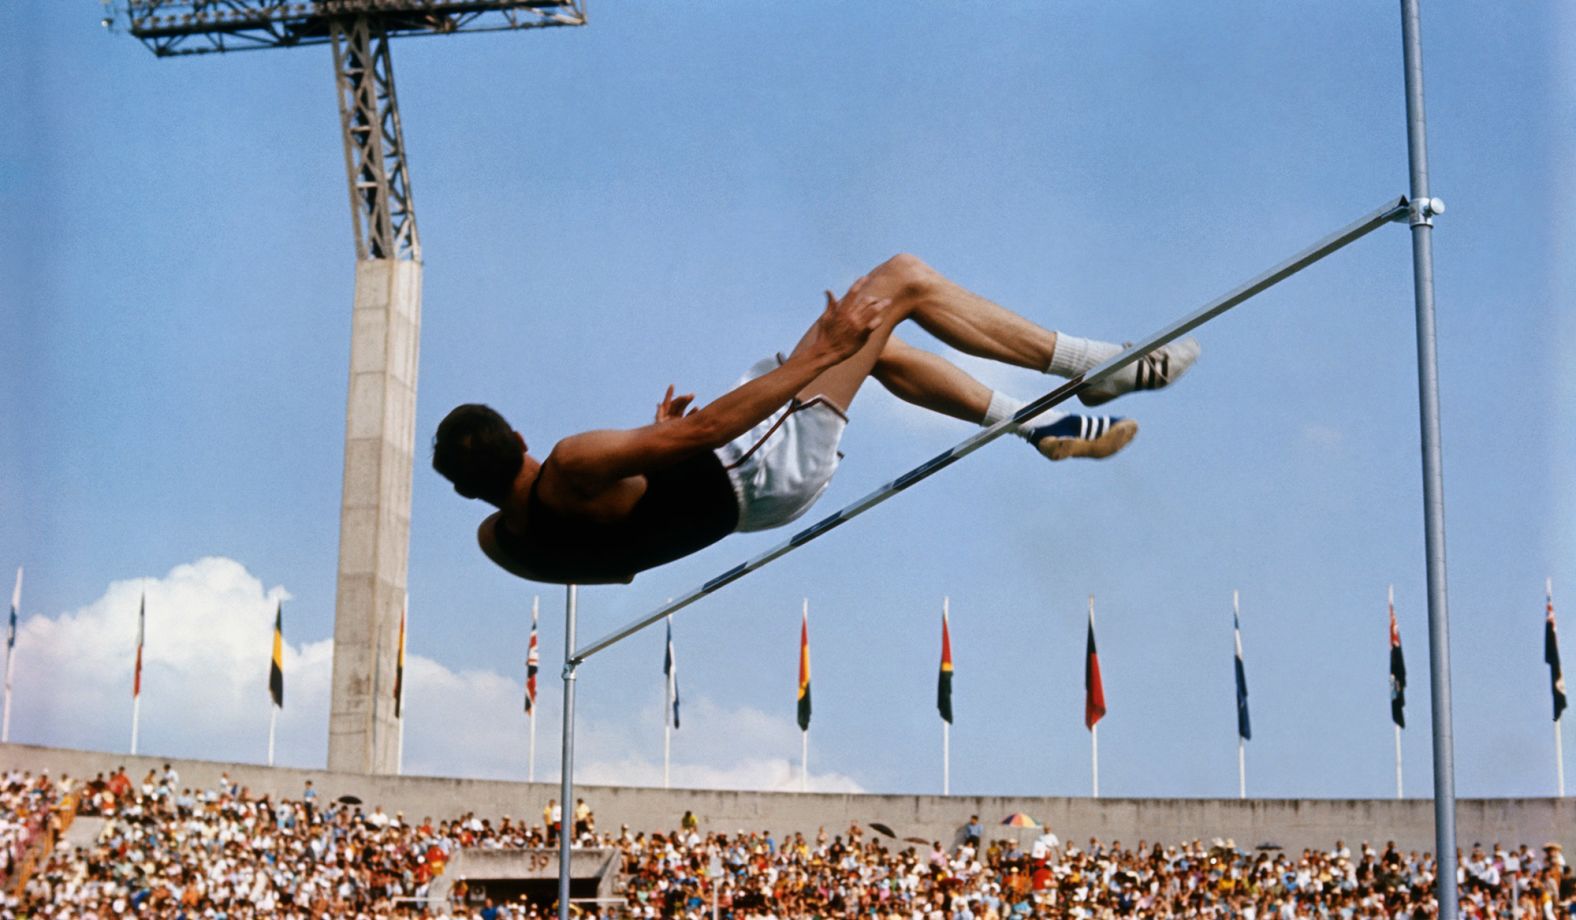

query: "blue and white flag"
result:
(1234, 610), (1251, 741)
(664, 617), (680, 730)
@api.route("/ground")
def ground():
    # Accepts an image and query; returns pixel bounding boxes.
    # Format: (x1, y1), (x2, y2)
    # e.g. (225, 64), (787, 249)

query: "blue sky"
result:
(1, 3), (1572, 800)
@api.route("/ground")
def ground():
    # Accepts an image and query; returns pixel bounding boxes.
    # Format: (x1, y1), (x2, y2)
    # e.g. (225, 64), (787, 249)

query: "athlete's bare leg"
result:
(870, 335), (991, 424)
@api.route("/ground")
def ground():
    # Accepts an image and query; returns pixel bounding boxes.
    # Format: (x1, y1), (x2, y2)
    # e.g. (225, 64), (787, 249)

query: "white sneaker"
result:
(1078, 337), (1200, 407)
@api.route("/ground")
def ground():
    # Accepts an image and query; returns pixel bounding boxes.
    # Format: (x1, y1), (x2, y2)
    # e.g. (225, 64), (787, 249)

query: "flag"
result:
(796, 608), (812, 732)
(133, 593), (146, 699)
(394, 600), (407, 719)
(269, 602), (284, 709)
(1548, 585), (1567, 722)
(7, 567), (19, 654)
(1084, 606), (1106, 730)
(524, 606), (539, 716)
(937, 607), (954, 725)
(1388, 595), (1407, 729)
(664, 617), (680, 729)
(1234, 610), (1251, 741)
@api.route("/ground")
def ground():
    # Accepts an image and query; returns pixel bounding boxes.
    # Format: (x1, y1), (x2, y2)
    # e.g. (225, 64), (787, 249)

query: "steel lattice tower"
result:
(120, 0), (586, 775)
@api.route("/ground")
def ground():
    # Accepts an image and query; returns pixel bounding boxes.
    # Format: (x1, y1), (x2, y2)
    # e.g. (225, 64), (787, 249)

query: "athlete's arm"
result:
(551, 281), (889, 493)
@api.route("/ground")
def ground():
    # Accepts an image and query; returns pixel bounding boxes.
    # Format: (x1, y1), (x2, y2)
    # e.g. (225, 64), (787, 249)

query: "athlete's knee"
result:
(872, 253), (939, 300)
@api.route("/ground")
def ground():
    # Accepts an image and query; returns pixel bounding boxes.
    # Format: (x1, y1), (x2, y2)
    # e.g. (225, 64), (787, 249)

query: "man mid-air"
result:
(433, 254), (1198, 585)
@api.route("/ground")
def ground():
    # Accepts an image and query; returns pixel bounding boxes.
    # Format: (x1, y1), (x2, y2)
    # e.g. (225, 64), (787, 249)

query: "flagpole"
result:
(529, 594), (539, 784)
(1390, 585), (1402, 799)
(1395, 724), (1404, 799)
(942, 596), (950, 797)
(4, 566), (21, 744)
(1235, 590), (1245, 800)
(268, 706), (278, 767)
(663, 612), (673, 791)
(1556, 718), (1565, 798)
(800, 597), (809, 793)
(1552, 578), (1566, 798)
(397, 596), (407, 776)
(131, 590), (144, 756)
(1091, 722), (1099, 799)
(1090, 596), (1099, 798)
(801, 729), (809, 793)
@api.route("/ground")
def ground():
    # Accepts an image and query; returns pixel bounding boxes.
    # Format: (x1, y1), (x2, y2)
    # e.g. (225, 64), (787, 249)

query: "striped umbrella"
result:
(1000, 813), (1041, 828)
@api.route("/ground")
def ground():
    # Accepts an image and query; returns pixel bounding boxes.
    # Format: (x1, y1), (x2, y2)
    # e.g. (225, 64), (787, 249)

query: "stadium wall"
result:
(4, 742), (1567, 854)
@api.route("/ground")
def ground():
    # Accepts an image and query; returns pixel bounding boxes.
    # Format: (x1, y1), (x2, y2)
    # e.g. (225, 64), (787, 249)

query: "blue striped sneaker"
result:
(1024, 415), (1138, 461)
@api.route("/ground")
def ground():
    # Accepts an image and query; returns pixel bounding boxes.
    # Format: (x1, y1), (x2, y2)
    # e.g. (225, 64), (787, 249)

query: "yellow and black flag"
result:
(394, 601), (408, 719)
(796, 606), (812, 732)
(268, 602), (284, 709)
(937, 606), (954, 725)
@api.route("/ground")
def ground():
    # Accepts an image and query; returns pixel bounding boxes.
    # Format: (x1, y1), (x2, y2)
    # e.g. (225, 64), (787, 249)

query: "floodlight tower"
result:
(121, 0), (586, 774)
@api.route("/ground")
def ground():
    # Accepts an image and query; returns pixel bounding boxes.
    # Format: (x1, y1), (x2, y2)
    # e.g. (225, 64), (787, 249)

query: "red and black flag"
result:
(1389, 594), (1406, 729)
(937, 606), (954, 725)
(796, 607), (812, 732)
(1084, 602), (1106, 730)
(269, 602), (284, 709)
(133, 593), (146, 699)
(1548, 582), (1567, 722)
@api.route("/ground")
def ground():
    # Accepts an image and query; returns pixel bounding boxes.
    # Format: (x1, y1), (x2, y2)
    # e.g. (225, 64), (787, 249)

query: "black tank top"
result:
(494, 451), (740, 584)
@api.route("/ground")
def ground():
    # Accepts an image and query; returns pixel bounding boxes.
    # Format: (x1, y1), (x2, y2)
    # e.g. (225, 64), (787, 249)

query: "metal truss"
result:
(122, 0), (586, 56)
(332, 16), (419, 261)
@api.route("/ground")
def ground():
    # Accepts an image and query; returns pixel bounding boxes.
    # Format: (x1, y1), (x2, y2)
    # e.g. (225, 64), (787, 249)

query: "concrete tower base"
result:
(327, 257), (421, 775)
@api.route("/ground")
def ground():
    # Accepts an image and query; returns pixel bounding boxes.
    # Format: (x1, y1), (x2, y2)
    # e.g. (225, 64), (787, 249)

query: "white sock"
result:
(982, 391), (1063, 440)
(1046, 333), (1120, 378)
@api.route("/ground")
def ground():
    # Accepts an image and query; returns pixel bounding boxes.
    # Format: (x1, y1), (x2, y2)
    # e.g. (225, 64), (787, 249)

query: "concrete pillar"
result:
(327, 257), (421, 775)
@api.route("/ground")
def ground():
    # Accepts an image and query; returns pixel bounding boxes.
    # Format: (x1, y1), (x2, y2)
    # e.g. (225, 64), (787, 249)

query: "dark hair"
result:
(432, 404), (525, 505)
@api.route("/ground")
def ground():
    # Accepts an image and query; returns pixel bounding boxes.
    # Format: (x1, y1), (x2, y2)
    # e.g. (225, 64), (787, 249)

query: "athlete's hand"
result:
(654, 384), (697, 424)
(812, 276), (891, 364)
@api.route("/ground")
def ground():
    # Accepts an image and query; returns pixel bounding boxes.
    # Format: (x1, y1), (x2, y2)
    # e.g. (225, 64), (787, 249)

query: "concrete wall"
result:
(5, 742), (1568, 855)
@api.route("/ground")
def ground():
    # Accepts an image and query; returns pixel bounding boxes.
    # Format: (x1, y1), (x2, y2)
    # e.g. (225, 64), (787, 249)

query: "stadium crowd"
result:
(0, 766), (1569, 919)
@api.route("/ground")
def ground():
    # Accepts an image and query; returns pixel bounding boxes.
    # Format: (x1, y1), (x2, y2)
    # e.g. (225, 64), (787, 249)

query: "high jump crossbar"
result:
(569, 194), (1412, 666)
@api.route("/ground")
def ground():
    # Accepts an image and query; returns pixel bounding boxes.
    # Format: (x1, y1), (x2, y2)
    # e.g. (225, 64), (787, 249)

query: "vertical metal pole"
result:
(1395, 725), (1404, 800)
(1399, 3), (1457, 916)
(1090, 724), (1099, 799)
(557, 585), (578, 920)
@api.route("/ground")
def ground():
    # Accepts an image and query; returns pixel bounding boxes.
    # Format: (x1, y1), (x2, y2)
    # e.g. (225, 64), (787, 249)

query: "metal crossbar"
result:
(570, 195), (1411, 665)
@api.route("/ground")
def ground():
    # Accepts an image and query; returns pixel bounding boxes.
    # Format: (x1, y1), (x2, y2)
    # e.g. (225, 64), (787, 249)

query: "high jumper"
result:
(432, 254), (1198, 585)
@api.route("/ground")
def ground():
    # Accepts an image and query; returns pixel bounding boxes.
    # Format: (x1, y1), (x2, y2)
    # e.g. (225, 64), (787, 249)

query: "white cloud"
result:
(10, 557), (863, 793)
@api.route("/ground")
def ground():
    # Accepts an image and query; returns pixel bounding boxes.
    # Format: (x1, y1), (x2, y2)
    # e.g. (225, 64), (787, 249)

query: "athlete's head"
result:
(432, 403), (525, 506)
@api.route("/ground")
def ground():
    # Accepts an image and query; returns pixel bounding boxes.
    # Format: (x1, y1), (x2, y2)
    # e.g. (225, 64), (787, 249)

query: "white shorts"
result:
(714, 356), (848, 533)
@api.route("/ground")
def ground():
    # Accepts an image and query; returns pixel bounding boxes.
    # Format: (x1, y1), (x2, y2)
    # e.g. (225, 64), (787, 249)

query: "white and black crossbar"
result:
(570, 195), (1411, 665)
